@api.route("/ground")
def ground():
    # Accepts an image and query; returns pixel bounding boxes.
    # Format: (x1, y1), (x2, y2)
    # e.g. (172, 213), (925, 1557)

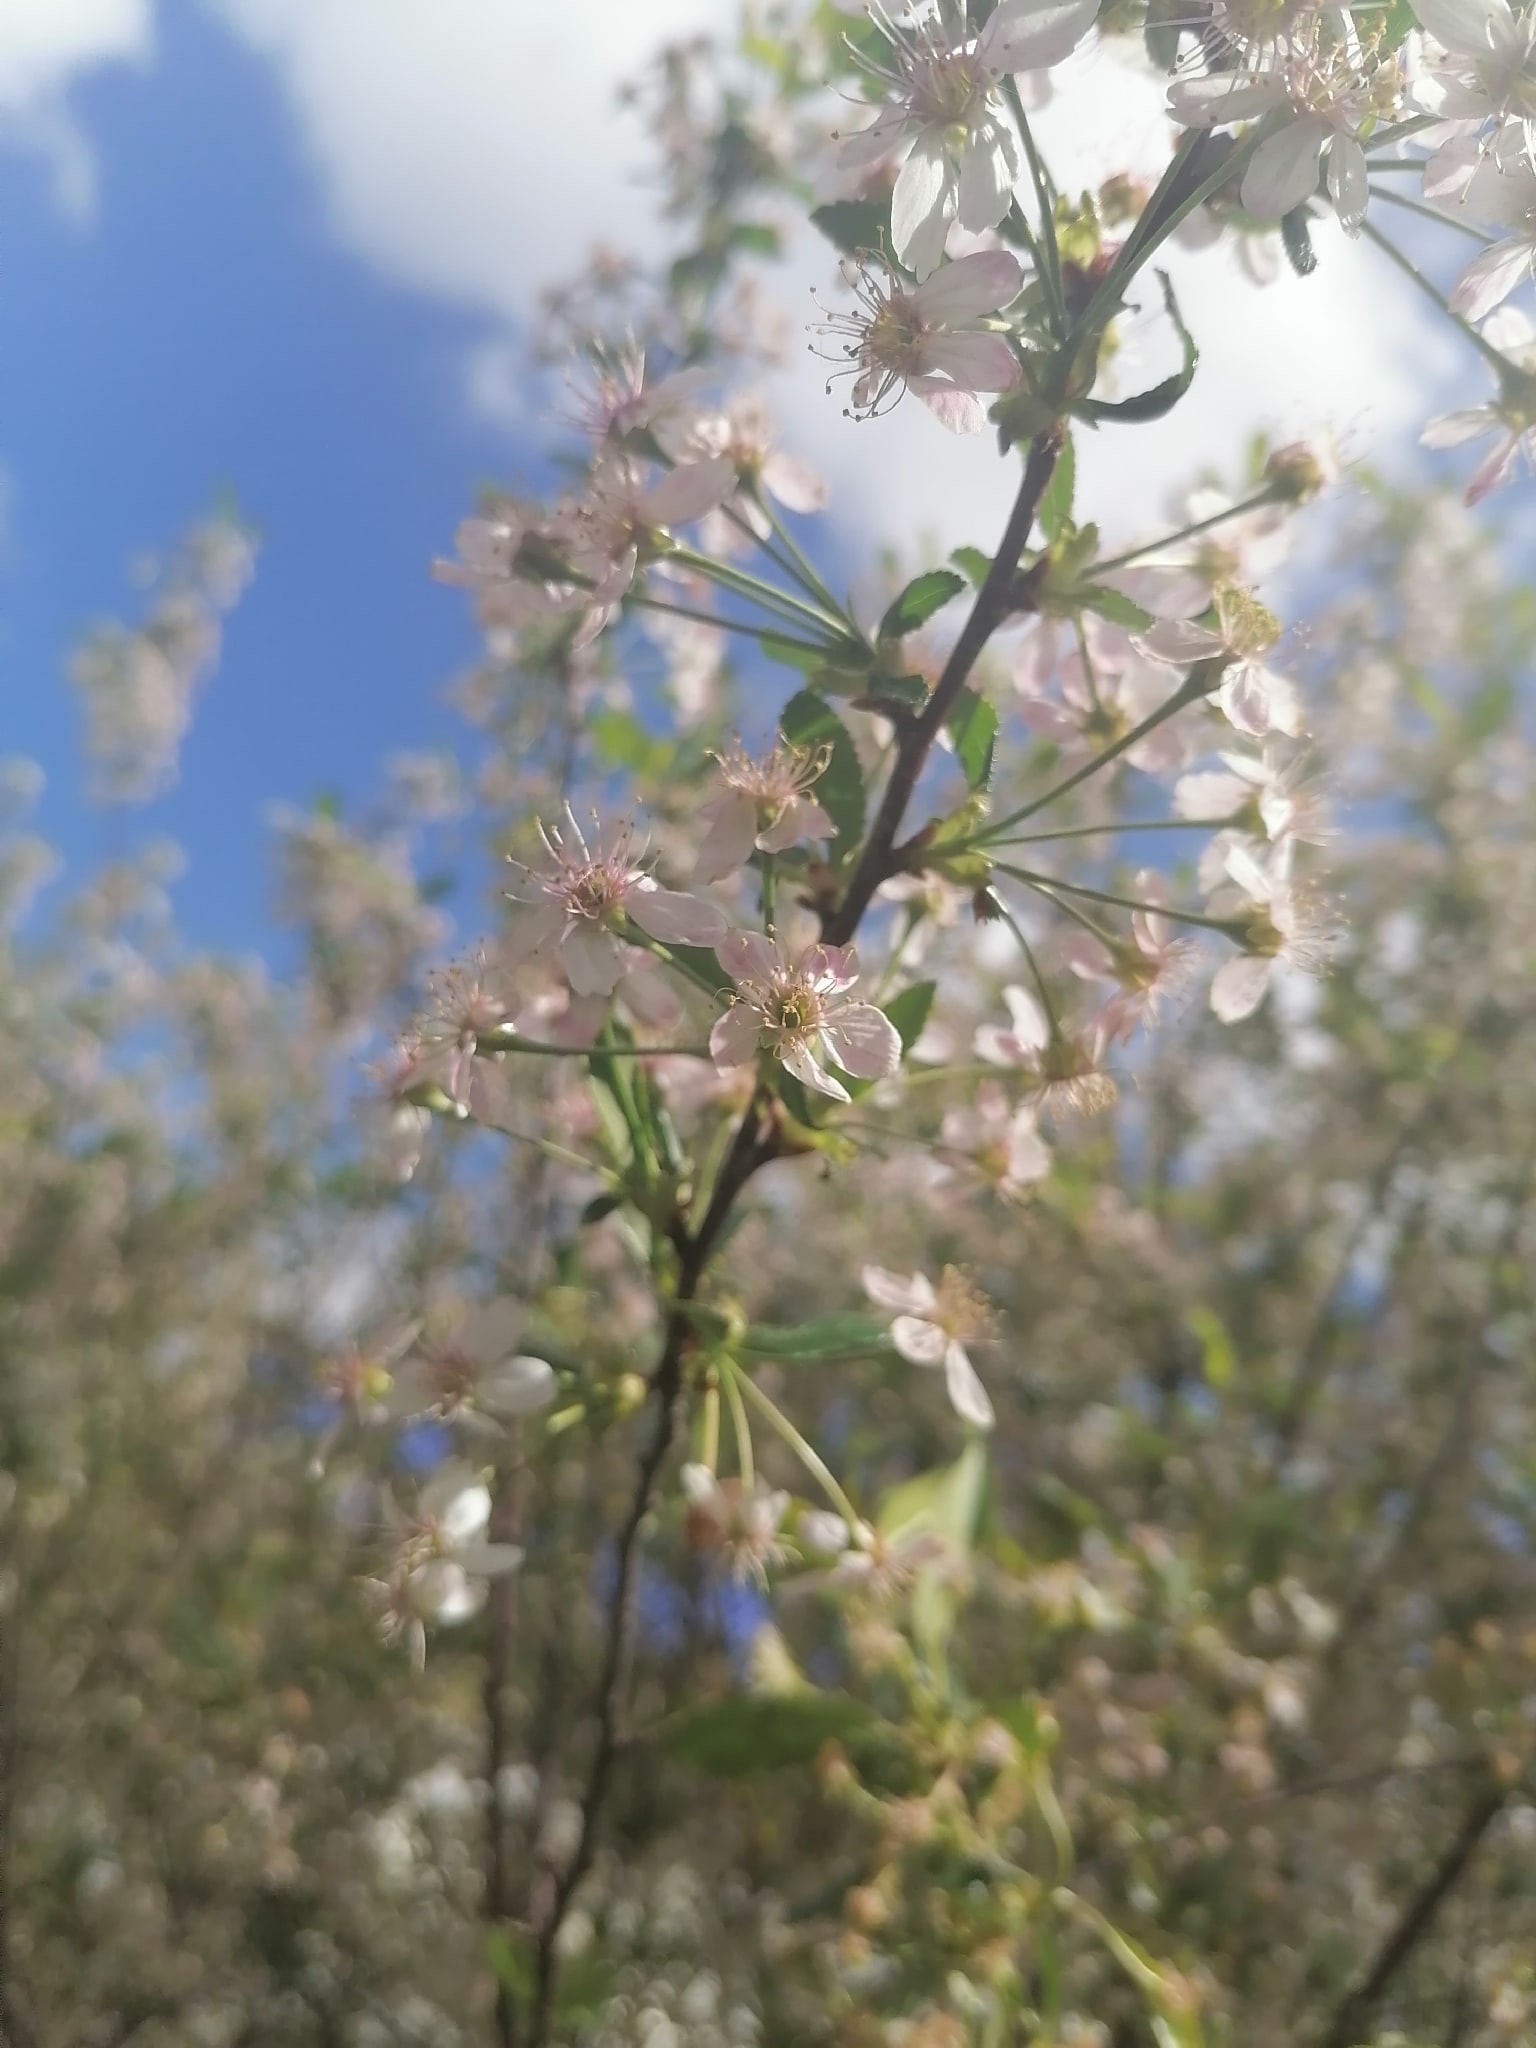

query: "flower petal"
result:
(1240, 117), (1328, 223)
(823, 1002), (902, 1080)
(625, 881), (728, 946)
(862, 1266), (938, 1316)
(1135, 617), (1225, 665)
(563, 924), (625, 995)
(944, 1341), (996, 1429)
(716, 929), (781, 986)
(644, 456), (737, 526)
(1210, 953), (1273, 1022)
(910, 378), (988, 432)
(891, 129), (951, 275)
(782, 1038), (850, 1100)
(983, 0), (1100, 70)
(919, 330), (1021, 392)
(710, 1002), (764, 1070)
(911, 248), (1027, 321)
(891, 1314), (949, 1365)
(693, 794), (760, 881)
(1449, 235), (1536, 323)
(1325, 133), (1369, 237)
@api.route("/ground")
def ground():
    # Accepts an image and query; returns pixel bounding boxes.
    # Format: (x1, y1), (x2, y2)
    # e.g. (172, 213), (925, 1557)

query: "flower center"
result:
(933, 1266), (995, 1342)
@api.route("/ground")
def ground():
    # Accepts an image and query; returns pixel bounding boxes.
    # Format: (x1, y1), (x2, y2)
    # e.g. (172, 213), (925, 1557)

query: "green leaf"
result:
(728, 221), (781, 257)
(809, 198), (892, 259)
(1075, 583), (1155, 630)
(1074, 270), (1198, 425)
(588, 705), (674, 777)
(879, 1438), (989, 1548)
(1188, 1305), (1236, 1390)
(883, 978), (937, 1054)
(758, 631), (831, 675)
(486, 1927), (534, 1998)
(879, 568), (966, 640)
(950, 545), (992, 588)
(779, 689), (866, 851)
(946, 687), (997, 790)
(740, 1313), (899, 1363)
(859, 671), (930, 713)
(1038, 431), (1076, 543)
(657, 1692), (876, 1775)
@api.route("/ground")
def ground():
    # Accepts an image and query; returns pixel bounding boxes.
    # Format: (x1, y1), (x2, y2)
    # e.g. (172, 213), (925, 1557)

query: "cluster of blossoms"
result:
(324, 7), (1536, 2034)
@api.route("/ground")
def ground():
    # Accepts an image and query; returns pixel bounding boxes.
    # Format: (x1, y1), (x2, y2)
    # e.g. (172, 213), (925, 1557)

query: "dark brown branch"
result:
(1315, 1777), (1509, 2048)
(526, 1094), (780, 2043)
(821, 425), (1064, 948)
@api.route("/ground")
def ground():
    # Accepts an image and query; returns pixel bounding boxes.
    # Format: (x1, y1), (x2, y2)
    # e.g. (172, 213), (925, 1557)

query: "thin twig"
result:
(1314, 1776), (1510, 2048)
(822, 426), (1065, 947)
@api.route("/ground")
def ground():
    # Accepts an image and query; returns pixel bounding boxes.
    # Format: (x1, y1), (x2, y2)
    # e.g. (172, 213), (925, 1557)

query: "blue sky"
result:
(2, 6), (530, 949)
(0, 2), (1474, 960)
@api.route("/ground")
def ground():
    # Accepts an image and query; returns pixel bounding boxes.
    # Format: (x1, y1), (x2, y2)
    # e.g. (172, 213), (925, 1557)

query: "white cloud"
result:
(202, 7), (1466, 550)
(0, 0), (154, 220)
(205, 0), (714, 321)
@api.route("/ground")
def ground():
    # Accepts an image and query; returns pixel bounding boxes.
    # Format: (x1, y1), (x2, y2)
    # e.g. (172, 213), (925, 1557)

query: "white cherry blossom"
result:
(862, 1263), (996, 1428)
(506, 806), (727, 997)
(813, 247), (1024, 431)
(833, 0), (1100, 277)
(709, 932), (901, 1100)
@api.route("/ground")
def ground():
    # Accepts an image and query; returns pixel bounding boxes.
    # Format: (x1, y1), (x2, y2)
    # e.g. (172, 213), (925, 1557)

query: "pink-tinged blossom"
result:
(431, 498), (578, 633)
(554, 451), (737, 645)
(1060, 871), (1200, 1040)
(389, 1299), (557, 1433)
(1168, 19), (1401, 236)
(1013, 614), (1196, 773)
(709, 932), (901, 1100)
(567, 333), (711, 444)
(862, 1263), (997, 1429)
(1450, 148), (1536, 321)
(1206, 840), (1338, 1022)
(694, 736), (837, 882)
(813, 248), (1023, 432)
(1175, 741), (1332, 851)
(368, 1461), (527, 1663)
(680, 1465), (793, 1585)
(1135, 587), (1305, 739)
(658, 393), (827, 543)
(506, 806), (726, 998)
(413, 947), (512, 1114)
(974, 982), (1117, 1115)
(833, 0), (1101, 277)
(366, 1040), (436, 1181)
(1421, 307), (1536, 500)
(938, 1083), (1052, 1199)
(1411, 0), (1536, 157)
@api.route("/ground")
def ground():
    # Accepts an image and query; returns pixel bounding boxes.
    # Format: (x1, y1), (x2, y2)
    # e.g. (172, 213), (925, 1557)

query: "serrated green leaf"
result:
(657, 1692), (876, 1775)
(740, 1313), (898, 1363)
(946, 687), (997, 790)
(950, 545), (992, 587)
(779, 689), (866, 851)
(860, 671), (930, 713)
(880, 568), (966, 640)
(1074, 584), (1155, 630)
(1038, 431), (1076, 543)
